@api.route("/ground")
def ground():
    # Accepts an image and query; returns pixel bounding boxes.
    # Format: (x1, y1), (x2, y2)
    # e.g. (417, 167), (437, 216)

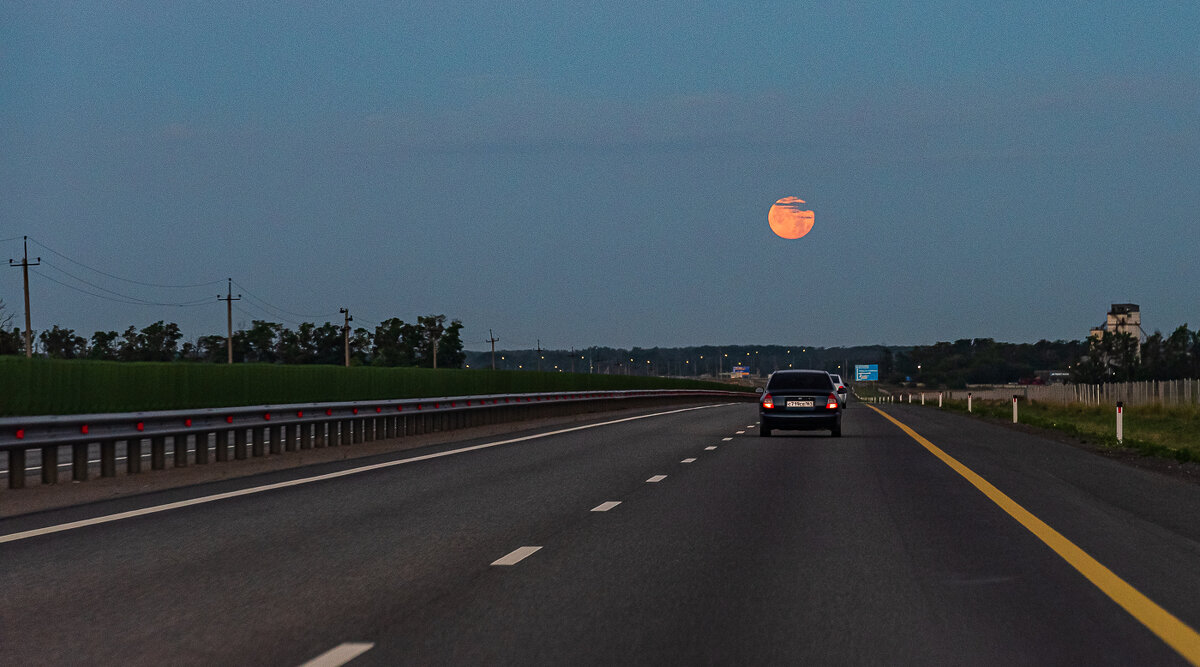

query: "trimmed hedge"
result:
(0, 357), (748, 416)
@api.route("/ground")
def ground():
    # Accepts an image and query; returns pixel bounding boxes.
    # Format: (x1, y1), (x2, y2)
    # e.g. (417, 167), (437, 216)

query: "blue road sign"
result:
(855, 364), (879, 381)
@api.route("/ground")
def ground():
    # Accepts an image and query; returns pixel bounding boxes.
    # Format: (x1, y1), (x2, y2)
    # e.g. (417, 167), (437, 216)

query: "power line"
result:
(39, 259), (212, 306)
(28, 236), (223, 288)
(30, 267), (212, 307)
(231, 280), (338, 321)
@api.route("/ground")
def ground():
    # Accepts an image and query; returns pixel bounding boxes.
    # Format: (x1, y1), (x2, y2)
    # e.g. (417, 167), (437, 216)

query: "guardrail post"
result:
(174, 435), (188, 468)
(101, 440), (116, 477)
(151, 436), (166, 470)
(127, 438), (142, 473)
(72, 442), (89, 481)
(234, 428), (248, 460)
(252, 427), (265, 457)
(269, 425), (282, 455)
(300, 423), (312, 450)
(195, 432), (210, 464)
(41, 445), (58, 484)
(284, 424), (298, 452)
(9, 449), (26, 488)
(215, 430), (229, 462)
(314, 422), (327, 448)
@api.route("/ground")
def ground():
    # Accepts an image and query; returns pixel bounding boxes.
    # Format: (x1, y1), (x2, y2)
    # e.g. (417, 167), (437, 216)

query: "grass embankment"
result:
(0, 357), (751, 417)
(938, 398), (1200, 463)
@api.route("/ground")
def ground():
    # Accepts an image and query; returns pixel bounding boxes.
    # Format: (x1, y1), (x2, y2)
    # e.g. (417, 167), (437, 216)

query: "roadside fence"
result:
(940, 380), (1200, 407)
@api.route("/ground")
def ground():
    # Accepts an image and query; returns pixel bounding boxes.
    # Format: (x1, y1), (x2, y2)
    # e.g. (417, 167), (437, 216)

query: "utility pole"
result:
(340, 307), (352, 367)
(218, 278), (241, 364)
(536, 339), (542, 372)
(487, 329), (500, 370)
(8, 236), (40, 358)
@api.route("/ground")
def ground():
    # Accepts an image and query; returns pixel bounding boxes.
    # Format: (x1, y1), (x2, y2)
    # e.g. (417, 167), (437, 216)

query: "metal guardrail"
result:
(0, 389), (752, 490)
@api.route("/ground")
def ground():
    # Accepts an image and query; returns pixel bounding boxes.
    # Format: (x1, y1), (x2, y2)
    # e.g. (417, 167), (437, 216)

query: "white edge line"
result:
(299, 642), (374, 667)
(492, 546), (542, 566)
(1, 404), (729, 545)
(722, 437), (733, 441)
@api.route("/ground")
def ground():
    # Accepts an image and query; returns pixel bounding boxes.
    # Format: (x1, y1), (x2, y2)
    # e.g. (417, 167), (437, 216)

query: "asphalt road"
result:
(2, 400), (1199, 665)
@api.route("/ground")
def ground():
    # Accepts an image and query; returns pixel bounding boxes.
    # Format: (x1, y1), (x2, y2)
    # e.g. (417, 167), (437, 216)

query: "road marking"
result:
(591, 501), (621, 512)
(300, 642), (374, 667)
(680, 458), (696, 463)
(746, 425), (756, 428)
(492, 546), (542, 566)
(722, 437), (733, 441)
(0, 405), (728, 545)
(646, 475), (667, 483)
(704, 446), (717, 451)
(867, 404), (1200, 666)
(736, 430), (745, 434)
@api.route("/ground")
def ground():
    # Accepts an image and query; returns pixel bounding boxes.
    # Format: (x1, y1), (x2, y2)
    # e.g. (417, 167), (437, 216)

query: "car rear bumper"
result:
(759, 411), (841, 431)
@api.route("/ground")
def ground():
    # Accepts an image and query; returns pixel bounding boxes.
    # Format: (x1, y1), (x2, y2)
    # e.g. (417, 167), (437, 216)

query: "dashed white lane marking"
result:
(704, 446), (717, 451)
(0, 404), (729, 545)
(646, 475), (667, 483)
(492, 546), (542, 566)
(736, 431), (745, 435)
(722, 437), (733, 441)
(746, 425), (756, 428)
(300, 642), (374, 667)
(591, 501), (622, 512)
(680, 458), (697, 463)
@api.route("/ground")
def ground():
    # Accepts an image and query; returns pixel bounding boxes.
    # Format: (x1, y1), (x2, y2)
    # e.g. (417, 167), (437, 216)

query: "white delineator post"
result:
(1116, 401), (1124, 444)
(921, 393), (925, 405)
(968, 392), (973, 413)
(938, 392), (943, 408)
(1013, 395), (1019, 423)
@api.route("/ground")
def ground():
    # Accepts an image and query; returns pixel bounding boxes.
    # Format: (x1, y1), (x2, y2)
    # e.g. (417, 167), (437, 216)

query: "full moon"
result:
(768, 197), (815, 239)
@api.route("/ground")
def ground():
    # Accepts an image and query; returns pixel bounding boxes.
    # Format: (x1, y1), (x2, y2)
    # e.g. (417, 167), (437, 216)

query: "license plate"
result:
(786, 400), (814, 408)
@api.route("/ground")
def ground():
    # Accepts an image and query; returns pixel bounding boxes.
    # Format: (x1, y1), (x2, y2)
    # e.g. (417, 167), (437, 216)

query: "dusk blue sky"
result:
(3, 2), (1198, 351)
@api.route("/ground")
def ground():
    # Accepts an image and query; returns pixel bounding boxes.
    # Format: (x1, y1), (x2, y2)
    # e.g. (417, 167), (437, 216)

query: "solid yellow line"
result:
(866, 403), (1200, 666)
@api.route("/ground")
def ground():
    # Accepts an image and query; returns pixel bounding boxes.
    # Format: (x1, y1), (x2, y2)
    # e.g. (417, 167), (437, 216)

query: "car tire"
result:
(760, 427), (771, 437)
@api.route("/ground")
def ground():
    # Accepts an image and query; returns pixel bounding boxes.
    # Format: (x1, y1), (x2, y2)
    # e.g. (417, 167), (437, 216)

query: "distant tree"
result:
(234, 320), (281, 363)
(88, 331), (120, 360)
(350, 327), (372, 365)
(416, 315), (446, 368)
(0, 300), (20, 355)
(196, 335), (227, 362)
(310, 322), (346, 365)
(437, 319), (465, 369)
(39, 325), (87, 359)
(372, 318), (419, 367)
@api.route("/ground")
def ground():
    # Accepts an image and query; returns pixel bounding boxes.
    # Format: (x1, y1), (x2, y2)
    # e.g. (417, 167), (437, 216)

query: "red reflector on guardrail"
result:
(297, 411), (304, 418)
(352, 408), (359, 415)
(264, 413), (271, 421)
(226, 416), (233, 424)
(397, 406), (403, 412)
(325, 409), (332, 416)
(376, 407), (382, 413)
(184, 419), (192, 427)
(137, 422), (145, 431)
(81, 424), (89, 434)
(15, 429), (24, 439)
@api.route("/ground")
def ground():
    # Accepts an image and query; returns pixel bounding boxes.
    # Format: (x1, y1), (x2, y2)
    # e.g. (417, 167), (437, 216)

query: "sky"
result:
(2, 1), (1198, 352)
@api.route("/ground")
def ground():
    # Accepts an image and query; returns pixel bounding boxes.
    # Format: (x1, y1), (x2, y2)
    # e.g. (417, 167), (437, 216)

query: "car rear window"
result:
(767, 372), (834, 391)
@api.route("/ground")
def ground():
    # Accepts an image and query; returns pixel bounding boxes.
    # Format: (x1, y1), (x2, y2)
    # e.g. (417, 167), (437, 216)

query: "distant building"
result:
(1089, 303), (1143, 341)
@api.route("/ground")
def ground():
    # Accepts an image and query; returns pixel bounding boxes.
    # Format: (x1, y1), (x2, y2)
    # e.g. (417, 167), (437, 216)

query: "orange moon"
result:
(768, 197), (815, 239)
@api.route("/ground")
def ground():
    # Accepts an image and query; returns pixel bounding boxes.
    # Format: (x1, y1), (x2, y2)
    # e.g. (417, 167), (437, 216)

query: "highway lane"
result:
(2, 401), (1199, 665)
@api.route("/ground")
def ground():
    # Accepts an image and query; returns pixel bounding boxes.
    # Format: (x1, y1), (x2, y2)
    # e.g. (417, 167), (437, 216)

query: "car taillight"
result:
(761, 393), (774, 409)
(826, 394), (839, 409)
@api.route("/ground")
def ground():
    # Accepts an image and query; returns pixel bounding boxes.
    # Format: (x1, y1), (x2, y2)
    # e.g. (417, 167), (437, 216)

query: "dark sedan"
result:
(758, 370), (844, 437)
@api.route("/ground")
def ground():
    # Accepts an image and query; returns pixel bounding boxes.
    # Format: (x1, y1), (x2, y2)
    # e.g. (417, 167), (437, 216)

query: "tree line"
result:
(0, 302), (464, 368)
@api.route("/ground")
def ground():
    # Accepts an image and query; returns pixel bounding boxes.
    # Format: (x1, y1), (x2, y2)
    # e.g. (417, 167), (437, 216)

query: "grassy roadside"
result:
(933, 398), (1200, 463)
